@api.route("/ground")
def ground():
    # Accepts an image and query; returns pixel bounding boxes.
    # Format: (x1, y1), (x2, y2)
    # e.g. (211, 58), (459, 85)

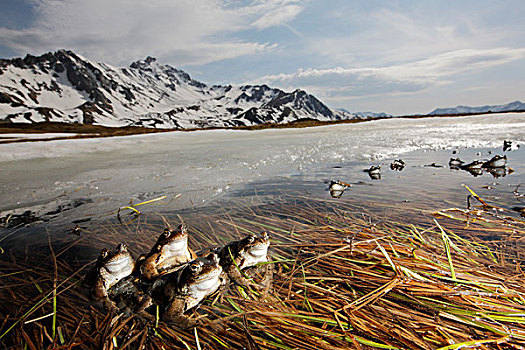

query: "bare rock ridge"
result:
(0, 50), (343, 129)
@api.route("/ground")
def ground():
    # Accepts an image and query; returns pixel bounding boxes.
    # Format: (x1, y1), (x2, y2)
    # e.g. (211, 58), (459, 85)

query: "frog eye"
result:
(247, 235), (256, 243)
(163, 229), (171, 238)
(100, 249), (109, 259)
(179, 224), (187, 233)
(118, 243), (128, 252)
(189, 262), (202, 273)
(206, 253), (219, 264)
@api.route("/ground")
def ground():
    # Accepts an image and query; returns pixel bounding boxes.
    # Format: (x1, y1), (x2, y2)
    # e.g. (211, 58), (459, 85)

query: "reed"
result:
(1, 189), (525, 349)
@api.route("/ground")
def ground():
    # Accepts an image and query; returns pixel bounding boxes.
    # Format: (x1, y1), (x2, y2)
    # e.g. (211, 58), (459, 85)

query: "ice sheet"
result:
(0, 113), (523, 226)
(1, 113), (524, 162)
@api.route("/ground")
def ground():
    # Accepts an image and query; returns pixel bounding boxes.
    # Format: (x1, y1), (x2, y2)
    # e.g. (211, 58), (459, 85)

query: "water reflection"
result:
(464, 167), (484, 177)
(487, 167), (508, 178)
(454, 166), (511, 178)
(329, 189), (345, 198)
(448, 153), (512, 179)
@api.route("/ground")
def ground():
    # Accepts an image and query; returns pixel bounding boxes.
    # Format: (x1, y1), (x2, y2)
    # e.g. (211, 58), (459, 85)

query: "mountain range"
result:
(1, 50), (523, 130)
(0, 50), (343, 129)
(429, 100), (525, 115)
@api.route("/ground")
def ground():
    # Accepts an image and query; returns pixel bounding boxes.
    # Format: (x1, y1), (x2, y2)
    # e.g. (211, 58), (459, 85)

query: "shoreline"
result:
(1, 189), (525, 349)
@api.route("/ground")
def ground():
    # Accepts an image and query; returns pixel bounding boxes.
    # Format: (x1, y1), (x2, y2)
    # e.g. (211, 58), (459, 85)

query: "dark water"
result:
(1, 144), (523, 261)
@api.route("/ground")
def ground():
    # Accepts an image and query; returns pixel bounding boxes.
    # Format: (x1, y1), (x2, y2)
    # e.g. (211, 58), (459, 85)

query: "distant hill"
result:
(0, 50), (352, 129)
(429, 100), (525, 115)
(335, 108), (392, 119)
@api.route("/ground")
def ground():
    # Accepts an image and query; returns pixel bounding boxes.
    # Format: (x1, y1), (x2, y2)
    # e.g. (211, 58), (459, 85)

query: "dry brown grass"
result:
(1, 189), (525, 349)
(0, 122), (171, 144)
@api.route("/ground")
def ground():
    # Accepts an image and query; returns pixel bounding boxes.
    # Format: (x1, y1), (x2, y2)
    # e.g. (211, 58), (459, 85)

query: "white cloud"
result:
(254, 48), (525, 83)
(251, 4), (303, 29)
(249, 47), (525, 103)
(0, 0), (303, 66)
(308, 6), (510, 68)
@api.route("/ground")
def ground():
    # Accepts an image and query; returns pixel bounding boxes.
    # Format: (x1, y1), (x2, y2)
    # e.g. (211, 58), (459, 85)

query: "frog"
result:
(86, 243), (136, 310)
(140, 224), (196, 280)
(448, 157), (464, 169)
(389, 159), (405, 171)
(460, 160), (484, 170)
(154, 252), (224, 328)
(329, 180), (351, 199)
(217, 231), (273, 291)
(366, 165), (381, 180)
(482, 154), (507, 169)
(109, 276), (154, 318)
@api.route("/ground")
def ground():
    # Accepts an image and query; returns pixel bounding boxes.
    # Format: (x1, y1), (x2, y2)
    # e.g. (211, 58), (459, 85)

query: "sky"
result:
(0, 0), (524, 115)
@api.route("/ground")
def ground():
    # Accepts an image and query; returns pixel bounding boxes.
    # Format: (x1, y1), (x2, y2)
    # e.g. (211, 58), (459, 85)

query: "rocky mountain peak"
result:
(130, 56), (158, 69)
(144, 56), (157, 64)
(129, 56), (206, 89)
(0, 49), (343, 129)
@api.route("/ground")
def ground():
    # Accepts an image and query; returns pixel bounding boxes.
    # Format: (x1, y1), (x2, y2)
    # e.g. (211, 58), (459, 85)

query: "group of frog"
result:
(83, 223), (272, 328)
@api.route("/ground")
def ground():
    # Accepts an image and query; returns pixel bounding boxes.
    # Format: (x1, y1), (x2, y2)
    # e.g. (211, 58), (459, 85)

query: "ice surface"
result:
(0, 113), (524, 237)
(1, 113), (523, 163)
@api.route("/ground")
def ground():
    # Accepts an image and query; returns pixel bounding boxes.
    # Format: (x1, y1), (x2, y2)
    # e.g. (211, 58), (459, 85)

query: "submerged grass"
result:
(1, 189), (525, 349)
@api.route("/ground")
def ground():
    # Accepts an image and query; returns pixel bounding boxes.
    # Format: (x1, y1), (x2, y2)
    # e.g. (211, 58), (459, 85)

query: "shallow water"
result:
(0, 113), (524, 254)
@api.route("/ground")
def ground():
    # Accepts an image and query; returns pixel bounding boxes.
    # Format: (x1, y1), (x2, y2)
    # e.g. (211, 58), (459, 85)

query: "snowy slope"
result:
(429, 101), (525, 115)
(0, 50), (342, 129)
(335, 108), (392, 119)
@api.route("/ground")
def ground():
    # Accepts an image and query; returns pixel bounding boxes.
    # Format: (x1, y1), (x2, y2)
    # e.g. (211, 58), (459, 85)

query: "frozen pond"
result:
(1, 113), (524, 251)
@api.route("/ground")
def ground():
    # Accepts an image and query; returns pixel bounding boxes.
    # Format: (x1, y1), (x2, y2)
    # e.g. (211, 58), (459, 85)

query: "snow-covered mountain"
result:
(429, 101), (525, 116)
(0, 50), (341, 129)
(334, 108), (392, 120)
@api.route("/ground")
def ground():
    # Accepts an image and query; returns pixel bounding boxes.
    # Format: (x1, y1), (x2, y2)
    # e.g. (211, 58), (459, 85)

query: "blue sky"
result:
(1, 0), (524, 115)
